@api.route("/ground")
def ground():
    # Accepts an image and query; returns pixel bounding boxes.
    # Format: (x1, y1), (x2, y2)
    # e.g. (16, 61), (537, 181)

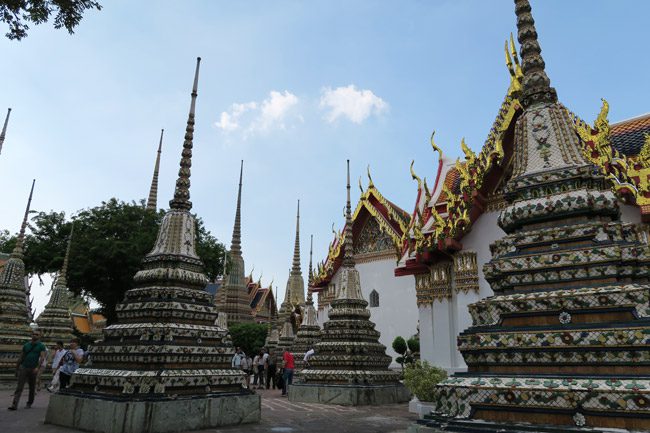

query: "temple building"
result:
(215, 161), (255, 323)
(401, 1), (650, 430)
(313, 169), (416, 365)
(278, 201), (306, 330)
(0, 180), (35, 386)
(35, 225), (75, 345)
(45, 58), (260, 432)
(290, 161), (409, 406)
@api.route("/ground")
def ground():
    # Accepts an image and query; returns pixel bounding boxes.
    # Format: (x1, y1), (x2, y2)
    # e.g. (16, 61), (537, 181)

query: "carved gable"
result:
(354, 216), (395, 255)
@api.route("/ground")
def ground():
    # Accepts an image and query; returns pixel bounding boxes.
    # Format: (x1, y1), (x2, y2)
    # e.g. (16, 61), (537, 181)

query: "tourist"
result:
(281, 348), (295, 396)
(231, 347), (244, 369)
(257, 349), (266, 389)
(47, 341), (65, 393)
(266, 350), (277, 390)
(57, 338), (84, 389)
(35, 343), (50, 391)
(303, 347), (315, 368)
(8, 330), (47, 410)
(252, 352), (260, 386)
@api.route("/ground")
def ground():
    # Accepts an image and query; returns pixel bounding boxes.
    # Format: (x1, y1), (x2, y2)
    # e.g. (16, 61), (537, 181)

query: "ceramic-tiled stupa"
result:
(35, 224), (75, 345)
(218, 160), (255, 324)
(0, 180), (35, 386)
(278, 201), (305, 329)
(292, 235), (321, 369)
(412, 1), (650, 431)
(45, 58), (260, 433)
(289, 161), (409, 405)
(277, 319), (295, 355)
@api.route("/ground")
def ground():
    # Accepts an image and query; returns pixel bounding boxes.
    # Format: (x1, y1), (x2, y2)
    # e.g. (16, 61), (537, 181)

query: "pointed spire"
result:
(307, 234), (314, 304)
(169, 57), (201, 211)
(12, 179), (35, 260)
(343, 160), (354, 267)
(0, 107), (11, 156)
(290, 199), (301, 276)
(514, 0), (557, 107)
(230, 160), (244, 255)
(146, 129), (164, 211)
(55, 224), (74, 289)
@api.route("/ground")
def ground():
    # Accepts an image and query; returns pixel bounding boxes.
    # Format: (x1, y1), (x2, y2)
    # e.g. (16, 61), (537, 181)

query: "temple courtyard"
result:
(1, 388), (415, 433)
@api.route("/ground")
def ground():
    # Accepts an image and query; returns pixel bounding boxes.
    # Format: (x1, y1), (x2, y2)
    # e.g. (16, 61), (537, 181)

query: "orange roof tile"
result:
(610, 113), (650, 156)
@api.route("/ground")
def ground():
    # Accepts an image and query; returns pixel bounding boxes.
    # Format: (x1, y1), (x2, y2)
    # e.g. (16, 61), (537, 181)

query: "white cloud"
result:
(319, 85), (388, 124)
(215, 92), (298, 135)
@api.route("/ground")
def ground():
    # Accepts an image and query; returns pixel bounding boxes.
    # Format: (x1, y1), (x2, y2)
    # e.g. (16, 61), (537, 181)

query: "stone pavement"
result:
(1, 387), (416, 433)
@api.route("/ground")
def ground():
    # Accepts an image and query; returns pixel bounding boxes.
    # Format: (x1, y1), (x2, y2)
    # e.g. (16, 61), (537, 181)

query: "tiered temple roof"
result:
(0, 180), (36, 385)
(62, 58), (248, 398)
(413, 1), (650, 430)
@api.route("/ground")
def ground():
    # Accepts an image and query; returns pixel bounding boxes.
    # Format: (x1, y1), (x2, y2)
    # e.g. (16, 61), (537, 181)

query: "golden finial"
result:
(358, 176), (364, 195)
(367, 164), (375, 188)
(430, 130), (443, 160)
(460, 138), (476, 164)
(509, 33), (520, 67)
(331, 222), (336, 237)
(410, 160), (422, 190)
(505, 40), (515, 77)
(595, 98), (610, 133)
(423, 177), (432, 203)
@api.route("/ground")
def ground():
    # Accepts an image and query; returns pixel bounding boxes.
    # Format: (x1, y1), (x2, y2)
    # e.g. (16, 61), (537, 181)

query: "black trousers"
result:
(266, 365), (277, 389)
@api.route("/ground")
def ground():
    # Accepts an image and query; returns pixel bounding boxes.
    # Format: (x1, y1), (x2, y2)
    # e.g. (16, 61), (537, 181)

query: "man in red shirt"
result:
(281, 349), (295, 396)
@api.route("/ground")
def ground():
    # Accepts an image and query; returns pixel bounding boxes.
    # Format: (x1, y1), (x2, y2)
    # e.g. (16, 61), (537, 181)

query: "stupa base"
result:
(45, 391), (260, 433)
(288, 382), (410, 406)
(406, 414), (617, 433)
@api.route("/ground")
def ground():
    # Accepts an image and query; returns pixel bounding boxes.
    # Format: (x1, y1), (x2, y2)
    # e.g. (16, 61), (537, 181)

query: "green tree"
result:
(0, 199), (227, 324)
(228, 323), (267, 358)
(1, 0), (102, 40)
(403, 361), (447, 402)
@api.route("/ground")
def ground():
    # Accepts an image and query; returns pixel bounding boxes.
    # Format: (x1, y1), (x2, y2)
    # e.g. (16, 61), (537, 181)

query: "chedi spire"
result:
(0, 107), (11, 156)
(146, 129), (164, 211)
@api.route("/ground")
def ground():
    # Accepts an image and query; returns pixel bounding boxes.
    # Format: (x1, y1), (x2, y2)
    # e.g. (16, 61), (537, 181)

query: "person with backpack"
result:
(8, 330), (46, 410)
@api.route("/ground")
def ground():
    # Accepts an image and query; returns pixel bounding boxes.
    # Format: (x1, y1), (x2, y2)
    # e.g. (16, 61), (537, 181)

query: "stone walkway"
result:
(1, 387), (415, 433)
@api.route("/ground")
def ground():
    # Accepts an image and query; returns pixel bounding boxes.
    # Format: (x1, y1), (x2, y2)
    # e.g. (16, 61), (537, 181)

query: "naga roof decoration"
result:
(396, 35), (650, 276)
(313, 169), (409, 288)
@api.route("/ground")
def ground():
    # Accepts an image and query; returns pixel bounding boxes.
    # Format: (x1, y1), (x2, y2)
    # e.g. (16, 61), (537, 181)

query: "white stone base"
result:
(44, 392), (260, 433)
(408, 397), (435, 418)
(288, 383), (411, 406)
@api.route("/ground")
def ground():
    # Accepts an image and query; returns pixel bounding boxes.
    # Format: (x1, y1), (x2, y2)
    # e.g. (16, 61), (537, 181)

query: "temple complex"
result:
(145, 128), (164, 211)
(44, 58), (260, 432)
(402, 1), (650, 431)
(289, 161), (409, 406)
(278, 201), (305, 330)
(292, 235), (321, 369)
(314, 169), (416, 365)
(0, 180), (35, 386)
(0, 107), (10, 156)
(216, 161), (255, 323)
(35, 225), (75, 345)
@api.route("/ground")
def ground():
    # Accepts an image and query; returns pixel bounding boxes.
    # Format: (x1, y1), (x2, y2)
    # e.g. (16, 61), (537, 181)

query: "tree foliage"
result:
(0, 198), (227, 324)
(1, 0), (102, 40)
(403, 361), (447, 402)
(228, 323), (267, 358)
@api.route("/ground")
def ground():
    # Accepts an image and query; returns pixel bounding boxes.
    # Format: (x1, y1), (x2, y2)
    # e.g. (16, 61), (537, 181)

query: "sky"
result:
(1, 0), (649, 317)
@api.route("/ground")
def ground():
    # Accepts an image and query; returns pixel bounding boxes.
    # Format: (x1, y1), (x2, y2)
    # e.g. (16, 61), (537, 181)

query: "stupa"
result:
(292, 234), (321, 369)
(0, 107), (10, 156)
(35, 224), (75, 345)
(278, 201), (305, 329)
(145, 128), (164, 211)
(277, 319), (295, 355)
(412, 1), (650, 431)
(265, 310), (280, 354)
(0, 180), (35, 386)
(218, 160), (254, 323)
(289, 161), (409, 405)
(45, 58), (260, 433)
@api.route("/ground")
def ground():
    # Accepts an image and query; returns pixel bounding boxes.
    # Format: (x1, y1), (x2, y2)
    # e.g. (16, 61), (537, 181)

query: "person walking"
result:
(47, 341), (65, 393)
(8, 330), (47, 410)
(252, 352), (260, 386)
(57, 338), (84, 389)
(266, 350), (277, 390)
(281, 348), (295, 396)
(257, 349), (266, 389)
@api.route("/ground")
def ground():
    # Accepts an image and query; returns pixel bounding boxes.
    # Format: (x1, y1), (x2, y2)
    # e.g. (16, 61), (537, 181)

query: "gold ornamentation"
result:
(454, 251), (479, 294)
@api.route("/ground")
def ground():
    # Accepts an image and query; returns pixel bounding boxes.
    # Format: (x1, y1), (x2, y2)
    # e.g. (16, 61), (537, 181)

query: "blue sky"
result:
(1, 0), (649, 315)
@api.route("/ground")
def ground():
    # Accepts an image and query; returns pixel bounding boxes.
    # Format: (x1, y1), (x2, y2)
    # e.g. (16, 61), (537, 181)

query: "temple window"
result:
(369, 289), (379, 307)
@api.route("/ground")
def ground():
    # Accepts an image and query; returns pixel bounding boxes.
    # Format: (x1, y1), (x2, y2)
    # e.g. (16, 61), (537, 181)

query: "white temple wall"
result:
(418, 305), (435, 365)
